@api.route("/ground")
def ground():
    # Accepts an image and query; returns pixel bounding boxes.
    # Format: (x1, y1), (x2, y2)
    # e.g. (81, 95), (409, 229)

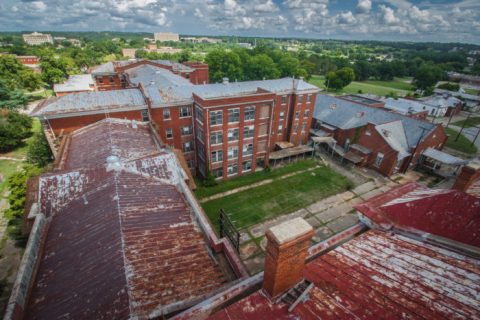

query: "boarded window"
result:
(259, 105), (270, 118)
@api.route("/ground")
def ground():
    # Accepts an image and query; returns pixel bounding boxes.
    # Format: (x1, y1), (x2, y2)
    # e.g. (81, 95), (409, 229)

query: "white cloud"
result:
(356, 0), (371, 14)
(379, 5), (399, 25)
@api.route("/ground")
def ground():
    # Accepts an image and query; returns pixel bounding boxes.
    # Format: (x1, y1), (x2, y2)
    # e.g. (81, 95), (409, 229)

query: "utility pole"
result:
(403, 126), (429, 174)
(446, 109), (455, 128)
(455, 113), (471, 142)
(471, 126), (480, 147)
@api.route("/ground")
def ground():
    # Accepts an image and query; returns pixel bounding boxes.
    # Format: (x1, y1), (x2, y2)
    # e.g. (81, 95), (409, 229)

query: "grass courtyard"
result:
(445, 127), (478, 155)
(452, 116), (480, 128)
(308, 75), (414, 97)
(201, 164), (352, 232)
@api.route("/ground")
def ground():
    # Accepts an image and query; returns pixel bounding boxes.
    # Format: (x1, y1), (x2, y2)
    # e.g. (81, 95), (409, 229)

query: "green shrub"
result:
(0, 110), (33, 152)
(27, 130), (53, 167)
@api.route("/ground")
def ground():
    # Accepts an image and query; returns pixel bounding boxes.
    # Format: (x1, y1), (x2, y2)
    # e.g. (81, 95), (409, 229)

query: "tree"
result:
(0, 110), (33, 152)
(353, 60), (371, 81)
(325, 67), (355, 90)
(0, 80), (29, 110)
(244, 54), (280, 80)
(179, 50), (192, 63)
(205, 50), (243, 83)
(437, 82), (460, 91)
(0, 55), (42, 91)
(414, 64), (443, 90)
(27, 130), (53, 167)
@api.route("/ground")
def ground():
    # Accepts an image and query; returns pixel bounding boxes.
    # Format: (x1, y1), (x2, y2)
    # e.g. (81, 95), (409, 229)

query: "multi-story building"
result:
(32, 60), (319, 179)
(154, 32), (180, 42)
(22, 32), (53, 45)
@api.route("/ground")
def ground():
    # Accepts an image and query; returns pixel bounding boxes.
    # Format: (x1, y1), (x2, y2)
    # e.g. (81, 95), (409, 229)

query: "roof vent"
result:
(382, 129), (390, 137)
(356, 112), (364, 118)
(330, 103), (337, 109)
(106, 155), (120, 164)
(222, 77), (229, 84)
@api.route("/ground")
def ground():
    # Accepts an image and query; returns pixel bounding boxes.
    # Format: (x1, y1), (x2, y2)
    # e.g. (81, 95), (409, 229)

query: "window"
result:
(228, 128), (239, 141)
(228, 108), (240, 123)
(183, 141), (193, 153)
(297, 95), (303, 103)
(180, 106), (192, 118)
(243, 143), (253, 156)
(242, 160), (252, 172)
(244, 106), (256, 121)
(307, 94), (312, 103)
(228, 146), (238, 159)
(293, 123), (298, 133)
(278, 125), (283, 134)
(109, 76), (114, 83)
(345, 138), (350, 151)
(210, 110), (223, 125)
(279, 111), (285, 119)
(187, 159), (194, 168)
(120, 75), (126, 85)
(212, 168), (223, 178)
(281, 95), (287, 104)
(197, 144), (205, 160)
(196, 127), (204, 143)
(243, 125), (254, 139)
(304, 110), (310, 118)
(301, 123), (306, 132)
(365, 130), (371, 136)
(165, 128), (173, 139)
(375, 153), (384, 167)
(210, 131), (223, 145)
(141, 110), (149, 122)
(163, 108), (171, 120)
(181, 125), (193, 136)
(211, 150), (223, 163)
(98, 77), (104, 84)
(295, 111), (300, 119)
(227, 163), (238, 176)
(195, 106), (204, 123)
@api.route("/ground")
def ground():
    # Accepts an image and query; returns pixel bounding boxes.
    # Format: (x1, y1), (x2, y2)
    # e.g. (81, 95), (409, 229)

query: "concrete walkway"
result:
(237, 173), (408, 275)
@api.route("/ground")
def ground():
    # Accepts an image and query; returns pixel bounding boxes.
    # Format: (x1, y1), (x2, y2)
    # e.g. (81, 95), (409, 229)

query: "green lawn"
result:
(464, 88), (480, 96)
(0, 160), (22, 194)
(308, 75), (412, 97)
(195, 159), (318, 199)
(445, 127), (478, 155)
(452, 117), (480, 128)
(202, 166), (352, 232)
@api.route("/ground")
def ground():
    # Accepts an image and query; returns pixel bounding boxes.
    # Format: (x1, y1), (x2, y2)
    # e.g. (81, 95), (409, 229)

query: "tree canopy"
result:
(325, 67), (355, 90)
(0, 55), (42, 91)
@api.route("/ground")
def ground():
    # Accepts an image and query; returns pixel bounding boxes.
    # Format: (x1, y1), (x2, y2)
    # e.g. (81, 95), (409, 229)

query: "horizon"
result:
(1, 0), (480, 45)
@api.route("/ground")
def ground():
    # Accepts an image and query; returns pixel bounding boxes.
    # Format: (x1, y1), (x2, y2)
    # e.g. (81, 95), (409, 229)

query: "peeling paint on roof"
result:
(210, 230), (480, 320)
(355, 182), (480, 247)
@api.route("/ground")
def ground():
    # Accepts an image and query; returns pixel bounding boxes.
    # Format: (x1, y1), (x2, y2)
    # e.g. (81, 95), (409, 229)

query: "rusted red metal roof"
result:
(355, 182), (480, 247)
(27, 119), (229, 319)
(210, 230), (480, 320)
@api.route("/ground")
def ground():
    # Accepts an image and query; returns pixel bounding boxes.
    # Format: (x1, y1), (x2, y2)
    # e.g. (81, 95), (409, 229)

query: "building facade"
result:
(33, 60), (318, 179)
(154, 32), (180, 42)
(22, 32), (53, 45)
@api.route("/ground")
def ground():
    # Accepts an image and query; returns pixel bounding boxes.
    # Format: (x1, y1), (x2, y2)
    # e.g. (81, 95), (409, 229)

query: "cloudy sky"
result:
(1, 0), (479, 44)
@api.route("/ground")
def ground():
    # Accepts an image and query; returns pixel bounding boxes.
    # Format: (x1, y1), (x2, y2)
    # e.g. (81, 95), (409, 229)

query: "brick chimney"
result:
(453, 162), (480, 192)
(262, 218), (314, 299)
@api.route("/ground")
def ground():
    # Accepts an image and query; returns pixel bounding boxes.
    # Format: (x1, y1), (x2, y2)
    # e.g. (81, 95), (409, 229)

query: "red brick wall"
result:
(46, 110), (144, 136)
(94, 75), (125, 91)
(18, 56), (39, 65)
(55, 90), (91, 97)
(149, 106), (195, 164)
(453, 165), (480, 192)
(184, 62), (209, 84)
(408, 124), (448, 170)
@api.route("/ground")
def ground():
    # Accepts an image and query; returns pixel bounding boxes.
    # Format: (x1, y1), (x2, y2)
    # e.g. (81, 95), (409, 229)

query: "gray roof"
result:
(420, 95), (462, 108)
(91, 60), (194, 76)
(422, 147), (468, 165)
(192, 78), (319, 99)
(31, 89), (147, 117)
(433, 88), (480, 102)
(314, 94), (436, 149)
(91, 61), (115, 74)
(53, 74), (94, 93)
(381, 97), (433, 114)
(375, 120), (410, 160)
(126, 64), (192, 87)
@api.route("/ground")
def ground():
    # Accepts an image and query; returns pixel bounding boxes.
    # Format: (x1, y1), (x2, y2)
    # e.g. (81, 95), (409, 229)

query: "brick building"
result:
(53, 74), (95, 96)
(312, 94), (448, 176)
(32, 60), (319, 179)
(22, 32), (53, 45)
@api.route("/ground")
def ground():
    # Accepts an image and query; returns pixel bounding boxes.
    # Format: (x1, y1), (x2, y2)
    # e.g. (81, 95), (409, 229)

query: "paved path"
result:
(0, 157), (24, 161)
(237, 172), (412, 275)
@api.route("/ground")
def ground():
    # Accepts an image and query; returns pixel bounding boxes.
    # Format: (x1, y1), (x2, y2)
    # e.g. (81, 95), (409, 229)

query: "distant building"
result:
(22, 32), (53, 45)
(16, 55), (39, 65)
(53, 74), (95, 97)
(237, 42), (253, 49)
(182, 37), (222, 44)
(121, 48), (137, 58)
(121, 46), (183, 58)
(381, 97), (443, 118)
(154, 32), (179, 42)
(434, 88), (480, 112)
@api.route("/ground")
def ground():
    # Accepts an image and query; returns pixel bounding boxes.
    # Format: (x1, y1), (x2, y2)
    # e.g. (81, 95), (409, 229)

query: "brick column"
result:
(262, 218), (314, 299)
(453, 163), (480, 192)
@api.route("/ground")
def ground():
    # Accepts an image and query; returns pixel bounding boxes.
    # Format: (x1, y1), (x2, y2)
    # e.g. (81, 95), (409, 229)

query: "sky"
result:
(1, 0), (480, 44)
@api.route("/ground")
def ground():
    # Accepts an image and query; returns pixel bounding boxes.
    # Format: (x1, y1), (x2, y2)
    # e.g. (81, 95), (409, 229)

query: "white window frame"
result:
(243, 125), (254, 139)
(181, 125), (193, 136)
(228, 128), (239, 142)
(183, 141), (193, 153)
(375, 153), (384, 167)
(210, 110), (223, 126)
(242, 160), (252, 172)
(211, 150), (223, 163)
(163, 108), (171, 120)
(281, 95), (287, 105)
(244, 106), (256, 121)
(165, 128), (173, 139)
(228, 146), (238, 159)
(243, 143), (253, 156)
(210, 131), (223, 145)
(278, 125), (283, 135)
(228, 108), (240, 123)
(179, 106), (192, 118)
(227, 163), (238, 176)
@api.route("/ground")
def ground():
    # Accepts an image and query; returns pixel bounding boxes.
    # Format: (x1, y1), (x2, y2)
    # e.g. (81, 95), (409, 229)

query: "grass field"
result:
(445, 127), (478, 155)
(309, 75), (413, 97)
(452, 117), (480, 128)
(195, 159), (318, 199)
(201, 166), (352, 232)
(464, 88), (480, 96)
